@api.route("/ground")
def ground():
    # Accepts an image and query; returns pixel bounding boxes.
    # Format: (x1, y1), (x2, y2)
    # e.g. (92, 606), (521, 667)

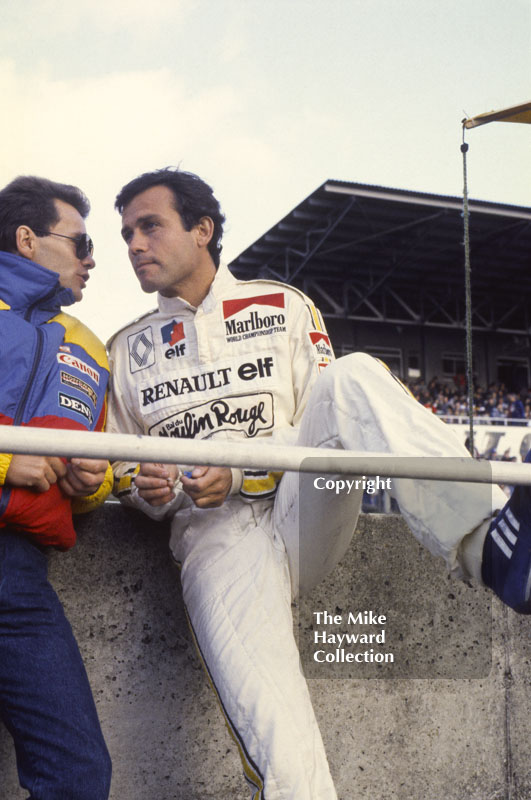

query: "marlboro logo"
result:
(308, 330), (333, 358)
(223, 293), (287, 340)
(223, 293), (285, 319)
(309, 331), (331, 346)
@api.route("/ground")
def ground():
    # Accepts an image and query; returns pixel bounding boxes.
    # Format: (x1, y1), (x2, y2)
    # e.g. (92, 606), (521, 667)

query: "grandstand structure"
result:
(229, 181), (531, 391)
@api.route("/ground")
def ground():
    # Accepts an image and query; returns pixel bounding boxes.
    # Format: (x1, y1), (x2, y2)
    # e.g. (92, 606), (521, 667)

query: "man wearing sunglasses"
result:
(0, 176), (112, 799)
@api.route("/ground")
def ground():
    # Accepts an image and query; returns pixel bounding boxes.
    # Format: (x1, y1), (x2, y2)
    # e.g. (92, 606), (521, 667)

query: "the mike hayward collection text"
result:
(312, 610), (394, 664)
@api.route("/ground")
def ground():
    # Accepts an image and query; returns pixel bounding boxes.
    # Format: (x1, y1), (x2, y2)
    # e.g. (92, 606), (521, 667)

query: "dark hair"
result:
(115, 168), (225, 267)
(0, 175), (90, 253)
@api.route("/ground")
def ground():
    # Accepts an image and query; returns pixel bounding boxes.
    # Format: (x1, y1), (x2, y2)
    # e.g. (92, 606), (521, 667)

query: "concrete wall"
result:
(1, 505), (530, 799)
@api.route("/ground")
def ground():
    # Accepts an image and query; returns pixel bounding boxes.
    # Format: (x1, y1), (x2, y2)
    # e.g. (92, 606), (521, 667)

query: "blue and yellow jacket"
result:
(0, 251), (111, 548)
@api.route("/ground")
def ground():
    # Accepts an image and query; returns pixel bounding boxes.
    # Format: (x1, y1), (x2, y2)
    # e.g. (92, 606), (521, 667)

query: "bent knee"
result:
(329, 352), (409, 393)
(318, 352), (382, 389)
(335, 351), (384, 372)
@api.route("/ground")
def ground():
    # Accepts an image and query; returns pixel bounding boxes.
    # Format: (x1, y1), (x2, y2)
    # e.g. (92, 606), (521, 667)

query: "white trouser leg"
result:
(275, 353), (507, 593)
(171, 499), (338, 800)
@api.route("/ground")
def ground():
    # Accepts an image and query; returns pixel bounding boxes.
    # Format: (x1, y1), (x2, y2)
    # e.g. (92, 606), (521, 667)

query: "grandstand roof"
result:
(229, 180), (531, 333)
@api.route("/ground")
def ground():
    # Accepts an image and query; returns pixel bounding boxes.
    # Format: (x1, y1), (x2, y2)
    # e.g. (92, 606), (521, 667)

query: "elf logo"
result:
(161, 319), (186, 359)
(238, 357), (274, 380)
(223, 293), (286, 339)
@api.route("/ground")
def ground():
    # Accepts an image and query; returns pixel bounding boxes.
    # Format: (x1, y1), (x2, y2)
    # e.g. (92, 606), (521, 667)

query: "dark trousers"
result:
(0, 531), (111, 799)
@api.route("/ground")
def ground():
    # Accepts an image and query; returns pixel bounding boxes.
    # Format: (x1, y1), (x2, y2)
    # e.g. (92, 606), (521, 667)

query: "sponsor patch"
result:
(308, 330), (333, 359)
(149, 392), (274, 439)
(60, 371), (98, 406)
(222, 293), (286, 342)
(161, 319), (185, 345)
(59, 392), (93, 425)
(161, 320), (186, 359)
(236, 356), (274, 381)
(57, 352), (100, 384)
(223, 292), (285, 318)
(128, 326), (155, 373)
(139, 357), (275, 409)
(141, 366), (232, 407)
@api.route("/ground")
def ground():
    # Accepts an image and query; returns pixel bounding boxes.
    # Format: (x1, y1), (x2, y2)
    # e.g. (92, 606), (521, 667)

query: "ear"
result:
(193, 216), (214, 249)
(15, 225), (39, 261)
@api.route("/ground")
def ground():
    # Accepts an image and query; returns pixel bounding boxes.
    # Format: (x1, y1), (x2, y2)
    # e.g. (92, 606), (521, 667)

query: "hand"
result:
(59, 458), (110, 497)
(180, 466), (232, 509)
(5, 454), (67, 493)
(135, 462), (180, 506)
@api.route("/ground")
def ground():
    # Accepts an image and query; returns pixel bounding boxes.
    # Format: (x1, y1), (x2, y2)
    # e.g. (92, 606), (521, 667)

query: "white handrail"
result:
(439, 415), (530, 427)
(1, 426), (531, 485)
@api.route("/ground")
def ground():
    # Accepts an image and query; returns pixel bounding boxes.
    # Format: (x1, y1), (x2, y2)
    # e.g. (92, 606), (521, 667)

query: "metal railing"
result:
(1, 426), (531, 486)
(438, 415), (530, 427)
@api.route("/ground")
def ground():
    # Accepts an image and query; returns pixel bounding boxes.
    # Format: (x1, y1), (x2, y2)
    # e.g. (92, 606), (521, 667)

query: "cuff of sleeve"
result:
(129, 481), (184, 520)
(229, 468), (243, 495)
(0, 454), (13, 486)
(113, 464), (140, 499)
(72, 463), (114, 515)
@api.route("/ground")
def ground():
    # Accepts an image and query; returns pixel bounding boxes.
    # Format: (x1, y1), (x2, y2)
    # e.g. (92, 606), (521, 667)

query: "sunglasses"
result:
(34, 230), (94, 260)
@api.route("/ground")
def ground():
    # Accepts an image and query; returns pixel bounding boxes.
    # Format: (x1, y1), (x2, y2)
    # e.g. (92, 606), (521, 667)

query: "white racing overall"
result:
(107, 263), (505, 799)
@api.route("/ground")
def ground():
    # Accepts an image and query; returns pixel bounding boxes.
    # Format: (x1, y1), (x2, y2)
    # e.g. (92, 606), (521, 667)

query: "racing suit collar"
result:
(157, 261), (237, 316)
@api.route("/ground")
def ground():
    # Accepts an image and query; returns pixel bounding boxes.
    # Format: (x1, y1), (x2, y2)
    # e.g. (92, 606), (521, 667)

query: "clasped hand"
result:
(135, 462), (232, 509)
(6, 454), (108, 497)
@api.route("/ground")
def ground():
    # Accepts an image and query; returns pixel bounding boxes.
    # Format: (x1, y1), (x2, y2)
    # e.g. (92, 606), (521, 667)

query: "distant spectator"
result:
(508, 393), (525, 419)
(490, 403), (506, 423)
(405, 376), (531, 423)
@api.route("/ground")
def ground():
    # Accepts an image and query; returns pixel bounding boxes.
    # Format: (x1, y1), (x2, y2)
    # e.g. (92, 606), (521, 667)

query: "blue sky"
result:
(2, 0), (530, 338)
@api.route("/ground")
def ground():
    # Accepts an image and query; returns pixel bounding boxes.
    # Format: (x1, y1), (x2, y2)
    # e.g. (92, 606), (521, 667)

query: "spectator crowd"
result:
(406, 376), (531, 421)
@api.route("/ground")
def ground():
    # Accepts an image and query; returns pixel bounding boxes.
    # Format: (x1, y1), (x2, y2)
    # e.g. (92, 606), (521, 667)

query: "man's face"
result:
(32, 199), (95, 302)
(120, 185), (203, 298)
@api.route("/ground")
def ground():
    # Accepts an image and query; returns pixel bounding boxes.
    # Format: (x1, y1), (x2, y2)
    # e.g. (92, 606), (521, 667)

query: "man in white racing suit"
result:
(106, 168), (527, 800)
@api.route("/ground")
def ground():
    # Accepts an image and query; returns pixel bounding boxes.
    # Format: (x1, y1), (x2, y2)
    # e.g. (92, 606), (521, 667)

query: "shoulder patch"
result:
(50, 312), (108, 370)
(305, 302), (327, 332)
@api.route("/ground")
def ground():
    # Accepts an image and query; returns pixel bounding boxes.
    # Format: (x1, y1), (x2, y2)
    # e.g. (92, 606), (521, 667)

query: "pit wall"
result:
(1, 505), (530, 799)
